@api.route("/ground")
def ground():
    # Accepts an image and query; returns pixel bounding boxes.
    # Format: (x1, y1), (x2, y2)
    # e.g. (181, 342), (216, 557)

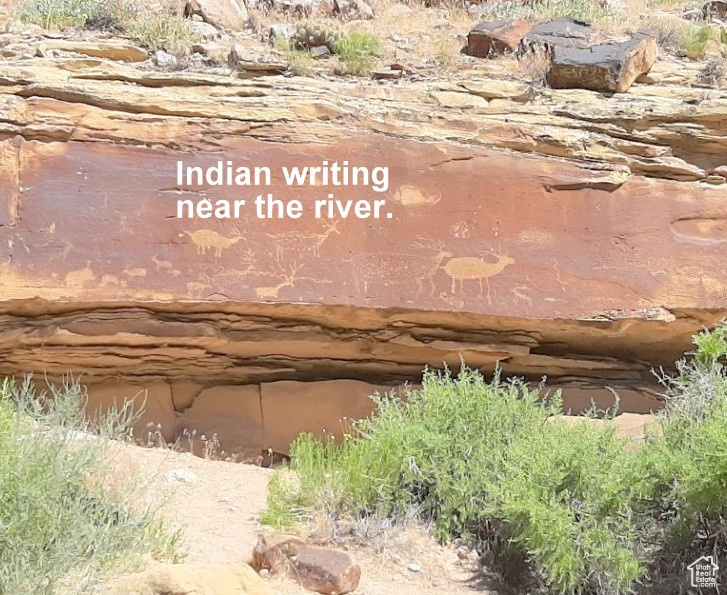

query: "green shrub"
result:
(334, 32), (382, 76)
(681, 24), (719, 59)
(16, 0), (131, 30)
(0, 376), (181, 594)
(265, 323), (727, 593)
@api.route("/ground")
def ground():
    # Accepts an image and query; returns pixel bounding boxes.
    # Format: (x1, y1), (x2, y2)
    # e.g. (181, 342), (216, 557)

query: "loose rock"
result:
(153, 50), (179, 69)
(189, 20), (223, 41)
(467, 19), (532, 57)
(289, 546), (361, 595)
(372, 67), (402, 80)
(547, 32), (657, 93)
(702, 0), (727, 19)
(251, 533), (306, 574)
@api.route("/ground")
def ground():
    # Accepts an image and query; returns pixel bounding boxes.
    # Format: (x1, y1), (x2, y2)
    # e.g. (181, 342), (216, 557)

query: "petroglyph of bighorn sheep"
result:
(351, 238), (452, 296)
(443, 249), (514, 303)
(64, 261), (96, 289)
(255, 264), (302, 301)
(266, 219), (340, 263)
(184, 229), (244, 258)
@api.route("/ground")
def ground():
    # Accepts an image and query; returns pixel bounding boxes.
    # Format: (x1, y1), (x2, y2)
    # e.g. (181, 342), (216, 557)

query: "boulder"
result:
(184, 0), (249, 32)
(104, 562), (273, 595)
(267, 23), (296, 44)
(333, 0), (374, 20)
(289, 546), (361, 595)
(251, 533), (306, 573)
(546, 32), (658, 93)
(189, 20), (224, 41)
(467, 20), (533, 57)
(521, 17), (600, 54)
(702, 0), (727, 19)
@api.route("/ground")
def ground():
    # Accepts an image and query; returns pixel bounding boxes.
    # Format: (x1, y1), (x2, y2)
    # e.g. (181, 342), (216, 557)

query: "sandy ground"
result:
(120, 444), (498, 595)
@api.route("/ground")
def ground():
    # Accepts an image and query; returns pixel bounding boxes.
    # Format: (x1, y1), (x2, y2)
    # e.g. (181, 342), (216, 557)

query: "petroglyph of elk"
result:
(255, 263), (302, 301)
(350, 238), (452, 296)
(266, 219), (340, 263)
(184, 228), (244, 258)
(443, 248), (515, 304)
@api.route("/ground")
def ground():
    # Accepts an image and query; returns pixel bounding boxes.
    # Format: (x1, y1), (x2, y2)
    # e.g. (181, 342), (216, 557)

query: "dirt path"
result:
(121, 444), (497, 595)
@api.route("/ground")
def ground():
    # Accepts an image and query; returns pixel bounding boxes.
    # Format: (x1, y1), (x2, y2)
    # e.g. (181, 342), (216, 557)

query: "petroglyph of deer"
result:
(351, 238), (452, 297)
(443, 249), (515, 304)
(186, 281), (211, 299)
(267, 219), (340, 263)
(510, 285), (533, 308)
(255, 263), (302, 301)
(184, 228), (244, 258)
(123, 267), (147, 285)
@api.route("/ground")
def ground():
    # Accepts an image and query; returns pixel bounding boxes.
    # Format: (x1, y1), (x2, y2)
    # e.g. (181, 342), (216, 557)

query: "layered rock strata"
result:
(1, 53), (726, 454)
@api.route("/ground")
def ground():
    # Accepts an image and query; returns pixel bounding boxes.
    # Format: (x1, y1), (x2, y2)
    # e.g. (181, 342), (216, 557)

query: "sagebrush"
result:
(265, 324), (727, 593)
(0, 376), (181, 594)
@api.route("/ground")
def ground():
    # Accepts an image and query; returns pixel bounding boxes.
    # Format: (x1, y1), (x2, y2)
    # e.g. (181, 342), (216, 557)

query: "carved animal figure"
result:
(351, 239), (452, 296)
(64, 261), (96, 289)
(267, 219), (340, 263)
(443, 250), (514, 303)
(186, 281), (211, 299)
(184, 229), (244, 258)
(255, 264), (302, 301)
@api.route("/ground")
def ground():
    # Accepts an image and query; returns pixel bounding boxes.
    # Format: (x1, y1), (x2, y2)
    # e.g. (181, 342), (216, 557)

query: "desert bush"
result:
(126, 13), (199, 57)
(265, 323), (727, 593)
(334, 32), (382, 76)
(0, 376), (181, 594)
(680, 24), (720, 58)
(274, 37), (316, 76)
(16, 0), (131, 29)
(292, 21), (341, 51)
(473, 0), (613, 27)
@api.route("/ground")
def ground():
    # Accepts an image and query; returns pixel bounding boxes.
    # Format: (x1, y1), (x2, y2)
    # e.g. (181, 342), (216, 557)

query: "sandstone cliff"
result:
(1, 46), (726, 454)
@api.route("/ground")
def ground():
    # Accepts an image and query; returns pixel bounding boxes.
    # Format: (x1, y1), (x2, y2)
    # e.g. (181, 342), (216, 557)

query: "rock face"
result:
(0, 52), (726, 454)
(547, 32), (658, 92)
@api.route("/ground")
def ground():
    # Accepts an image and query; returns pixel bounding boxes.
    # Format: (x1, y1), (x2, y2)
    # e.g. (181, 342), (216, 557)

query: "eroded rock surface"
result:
(0, 53), (726, 453)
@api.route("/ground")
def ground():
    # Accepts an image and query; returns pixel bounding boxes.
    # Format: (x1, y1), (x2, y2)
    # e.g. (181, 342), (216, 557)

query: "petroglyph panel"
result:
(1, 136), (726, 318)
